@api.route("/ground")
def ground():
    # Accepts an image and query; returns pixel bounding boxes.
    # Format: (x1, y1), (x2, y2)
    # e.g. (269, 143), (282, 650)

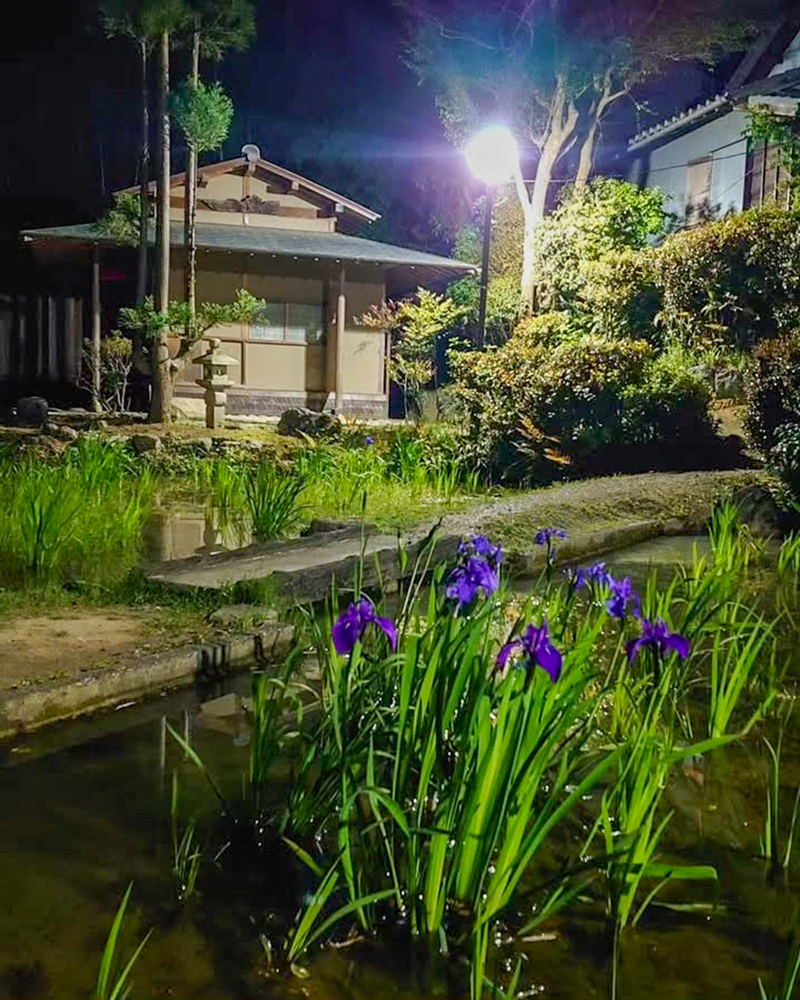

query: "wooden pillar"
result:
(335, 265), (346, 414)
(91, 244), (102, 412)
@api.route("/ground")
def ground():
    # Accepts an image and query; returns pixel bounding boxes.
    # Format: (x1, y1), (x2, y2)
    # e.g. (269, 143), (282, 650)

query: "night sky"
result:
(0, 0), (726, 257)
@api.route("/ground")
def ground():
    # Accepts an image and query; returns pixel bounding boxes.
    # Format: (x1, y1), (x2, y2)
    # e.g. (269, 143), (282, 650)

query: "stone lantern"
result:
(195, 338), (239, 430)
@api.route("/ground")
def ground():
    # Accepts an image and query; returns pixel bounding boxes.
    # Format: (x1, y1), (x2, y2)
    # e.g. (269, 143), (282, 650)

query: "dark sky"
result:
(0, 0), (734, 255)
(0, 0), (474, 251)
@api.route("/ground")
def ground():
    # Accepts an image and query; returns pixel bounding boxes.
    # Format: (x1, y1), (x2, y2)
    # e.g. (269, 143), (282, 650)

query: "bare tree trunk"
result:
(151, 27), (172, 424)
(133, 38), (151, 381)
(184, 31), (200, 342)
(519, 205), (537, 315)
(575, 116), (599, 187)
(575, 77), (625, 188)
(136, 39), (150, 307)
(516, 82), (579, 314)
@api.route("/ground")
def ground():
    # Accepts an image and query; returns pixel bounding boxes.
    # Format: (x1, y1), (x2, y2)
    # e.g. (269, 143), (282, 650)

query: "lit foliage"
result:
(80, 333), (135, 412)
(361, 288), (466, 418)
(119, 288), (264, 355)
(744, 333), (800, 453)
(172, 79), (234, 153)
(532, 179), (666, 313)
(98, 192), (142, 246)
(185, 0), (256, 63)
(450, 327), (714, 481)
(449, 192), (525, 338)
(652, 206), (800, 349)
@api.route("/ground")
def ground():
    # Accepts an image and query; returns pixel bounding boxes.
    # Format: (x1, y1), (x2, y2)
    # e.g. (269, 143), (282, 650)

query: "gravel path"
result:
(423, 469), (767, 549)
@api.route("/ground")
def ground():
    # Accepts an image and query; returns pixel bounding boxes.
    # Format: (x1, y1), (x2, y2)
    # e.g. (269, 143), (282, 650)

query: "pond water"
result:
(143, 504), (253, 564)
(1, 537), (799, 999)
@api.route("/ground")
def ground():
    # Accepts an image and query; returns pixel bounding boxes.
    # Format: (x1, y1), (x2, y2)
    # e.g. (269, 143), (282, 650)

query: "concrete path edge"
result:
(0, 623), (294, 740)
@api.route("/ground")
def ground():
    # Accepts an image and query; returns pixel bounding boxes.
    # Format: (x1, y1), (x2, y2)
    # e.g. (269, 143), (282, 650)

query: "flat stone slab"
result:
(146, 525), (407, 594)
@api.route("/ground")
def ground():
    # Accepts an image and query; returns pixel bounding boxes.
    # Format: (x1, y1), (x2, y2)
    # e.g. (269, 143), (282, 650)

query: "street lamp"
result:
(464, 125), (520, 348)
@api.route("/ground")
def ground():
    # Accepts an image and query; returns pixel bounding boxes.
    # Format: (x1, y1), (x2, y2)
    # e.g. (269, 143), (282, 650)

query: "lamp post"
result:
(464, 125), (520, 349)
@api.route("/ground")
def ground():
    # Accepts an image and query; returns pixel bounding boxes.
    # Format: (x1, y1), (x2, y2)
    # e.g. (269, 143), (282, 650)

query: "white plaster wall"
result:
(644, 110), (749, 222)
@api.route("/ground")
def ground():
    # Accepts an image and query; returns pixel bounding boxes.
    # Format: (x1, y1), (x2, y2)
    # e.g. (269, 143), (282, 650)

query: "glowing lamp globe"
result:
(464, 126), (519, 186)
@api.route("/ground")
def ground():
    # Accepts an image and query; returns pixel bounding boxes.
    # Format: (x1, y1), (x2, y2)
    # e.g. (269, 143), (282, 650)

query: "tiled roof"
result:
(21, 222), (476, 285)
(627, 94), (730, 152)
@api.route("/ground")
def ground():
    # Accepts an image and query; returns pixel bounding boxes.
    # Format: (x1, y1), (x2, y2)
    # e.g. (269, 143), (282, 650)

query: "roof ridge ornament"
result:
(242, 143), (261, 163)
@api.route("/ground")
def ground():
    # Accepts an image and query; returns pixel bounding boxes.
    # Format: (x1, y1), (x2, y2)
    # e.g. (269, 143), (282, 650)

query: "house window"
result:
(685, 157), (713, 225)
(250, 302), (325, 344)
(745, 139), (792, 209)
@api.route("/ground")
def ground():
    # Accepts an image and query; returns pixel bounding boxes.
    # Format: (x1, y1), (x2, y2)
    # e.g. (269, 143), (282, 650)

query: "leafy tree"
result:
(179, 0), (255, 348)
(173, 78), (234, 337)
(119, 289), (264, 417)
(406, 0), (773, 312)
(449, 191), (524, 338)
(361, 288), (466, 419)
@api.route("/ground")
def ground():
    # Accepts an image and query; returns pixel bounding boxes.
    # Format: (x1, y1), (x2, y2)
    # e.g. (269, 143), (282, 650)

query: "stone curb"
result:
(0, 623), (294, 740)
(506, 519), (667, 576)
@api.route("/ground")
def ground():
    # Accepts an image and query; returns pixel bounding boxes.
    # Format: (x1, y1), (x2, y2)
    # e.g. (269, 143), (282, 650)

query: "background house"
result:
(16, 147), (474, 418)
(628, 17), (800, 226)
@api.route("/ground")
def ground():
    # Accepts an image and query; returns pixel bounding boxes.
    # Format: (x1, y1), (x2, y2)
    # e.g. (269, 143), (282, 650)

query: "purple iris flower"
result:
(496, 620), (563, 683)
(626, 618), (691, 663)
(606, 577), (641, 620)
(446, 557), (499, 608)
(458, 533), (503, 569)
(570, 560), (612, 590)
(332, 597), (397, 655)
(534, 527), (567, 547)
(365, 436), (375, 446)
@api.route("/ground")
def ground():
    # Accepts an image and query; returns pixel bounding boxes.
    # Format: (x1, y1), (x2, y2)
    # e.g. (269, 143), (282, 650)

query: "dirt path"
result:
(0, 612), (155, 691)
(429, 469), (766, 550)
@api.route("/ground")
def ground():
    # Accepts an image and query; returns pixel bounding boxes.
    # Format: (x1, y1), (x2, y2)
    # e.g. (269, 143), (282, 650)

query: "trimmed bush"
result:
(744, 332), (800, 452)
(450, 330), (716, 481)
(531, 179), (666, 314)
(652, 206), (800, 349)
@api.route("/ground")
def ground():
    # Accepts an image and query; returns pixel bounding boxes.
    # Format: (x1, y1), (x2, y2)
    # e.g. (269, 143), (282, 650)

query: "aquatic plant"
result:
(95, 883), (152, 1000)
(0, 446), (152, 586)
(171, 773), (202, 904)
(759, 938), (800, 1000)
(760, 713), (800, 874)
(245, 463), (306, 540)
(152, 509), (800, 999)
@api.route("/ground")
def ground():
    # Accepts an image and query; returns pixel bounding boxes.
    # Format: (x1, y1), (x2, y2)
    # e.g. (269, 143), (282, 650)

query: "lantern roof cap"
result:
(194, 337), (239, 367)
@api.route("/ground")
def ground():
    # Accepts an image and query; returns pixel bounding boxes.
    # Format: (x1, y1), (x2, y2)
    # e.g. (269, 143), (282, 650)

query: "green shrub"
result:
(450, 330), (715, 481)
(531, 179), (666, 314)
(771, 423), (800, 504)
(744, 333), (800, 452)
(582, 248), (661, 340)
(621, 352), (717, 467)
(512, 311), (578, 347)
(652, 206), (800, 349)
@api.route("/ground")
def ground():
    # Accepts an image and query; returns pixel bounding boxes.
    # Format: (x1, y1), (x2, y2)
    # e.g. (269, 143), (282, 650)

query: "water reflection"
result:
(143, 504), (252, 563)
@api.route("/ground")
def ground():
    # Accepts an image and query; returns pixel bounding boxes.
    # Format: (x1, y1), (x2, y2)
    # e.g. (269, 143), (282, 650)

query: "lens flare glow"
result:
(464, 125), (519, 186)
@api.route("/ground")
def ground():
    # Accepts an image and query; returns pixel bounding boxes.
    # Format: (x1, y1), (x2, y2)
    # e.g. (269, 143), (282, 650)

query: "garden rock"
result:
(16, 396), (49, 428)
(730, 484), (784, 536)
(43, 422), (79, 441)
(277, 407), (340, 438)
(208, 605), (280, 628)
(130, 433), (162, 454)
